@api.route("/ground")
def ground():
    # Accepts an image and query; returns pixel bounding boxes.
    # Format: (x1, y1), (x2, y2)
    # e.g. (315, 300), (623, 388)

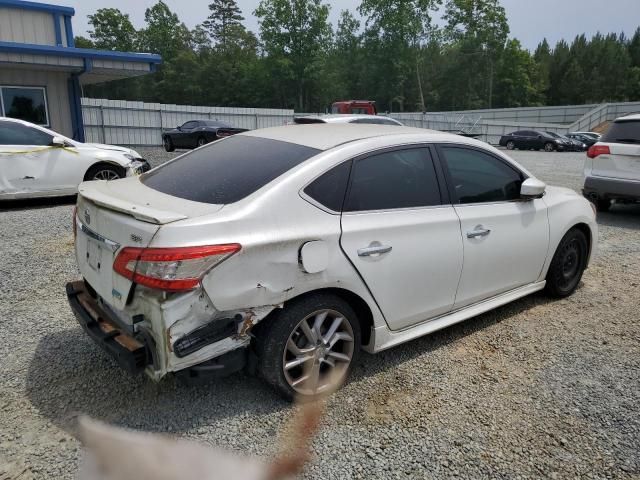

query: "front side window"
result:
(440, 146), (523, 204)
(344, 148), (441, 212)
(142, 135), (320, 204)
(0, 86), (49, 126)
(181, 121), (199, 129)
(0, 121), (52, 146)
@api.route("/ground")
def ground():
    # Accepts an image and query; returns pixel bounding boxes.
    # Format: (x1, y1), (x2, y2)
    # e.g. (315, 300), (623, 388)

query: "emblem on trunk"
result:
(130, 234), (143, 243)
(84, 208), (91, 225)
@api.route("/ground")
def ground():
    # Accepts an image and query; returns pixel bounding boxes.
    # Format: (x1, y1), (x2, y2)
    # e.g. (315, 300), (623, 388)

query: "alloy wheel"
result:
(283, 309), (355, 395)
(92, 169), (121, 181)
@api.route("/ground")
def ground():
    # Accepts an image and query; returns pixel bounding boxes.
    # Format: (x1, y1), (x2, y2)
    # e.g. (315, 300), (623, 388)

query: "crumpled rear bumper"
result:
(66, 281), (152, 374)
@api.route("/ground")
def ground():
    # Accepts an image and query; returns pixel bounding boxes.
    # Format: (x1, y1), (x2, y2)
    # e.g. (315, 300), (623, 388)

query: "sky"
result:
(62, 0), (640, 51)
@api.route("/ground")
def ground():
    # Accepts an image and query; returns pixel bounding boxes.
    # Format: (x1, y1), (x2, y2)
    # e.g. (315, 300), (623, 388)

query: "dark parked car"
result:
(545, 131), (587, 151)
(499, 130), (571, 152)
(162, 120), (247, 152)
(566, 133), (597, 148)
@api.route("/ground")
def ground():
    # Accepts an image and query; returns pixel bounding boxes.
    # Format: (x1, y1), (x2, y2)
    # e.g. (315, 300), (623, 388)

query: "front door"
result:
(0, 120), (54, 196)
(437, 145), (550, 308)
(339, 146), (464, 331)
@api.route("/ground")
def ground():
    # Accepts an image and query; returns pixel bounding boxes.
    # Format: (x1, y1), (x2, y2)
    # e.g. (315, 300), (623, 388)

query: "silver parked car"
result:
(67, 124), (597, 399)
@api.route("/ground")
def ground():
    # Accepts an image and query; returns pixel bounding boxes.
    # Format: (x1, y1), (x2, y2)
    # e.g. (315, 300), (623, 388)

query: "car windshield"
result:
(141, 135), (320, 204)
(601, 121), (640, 144)
(545, 132), (561, 138)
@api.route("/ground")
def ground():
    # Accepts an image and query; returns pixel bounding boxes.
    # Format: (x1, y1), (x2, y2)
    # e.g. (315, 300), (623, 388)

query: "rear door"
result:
(436, 145), (549, 308)
(596, 120), (640, 180)
(339, 146), (464, 331)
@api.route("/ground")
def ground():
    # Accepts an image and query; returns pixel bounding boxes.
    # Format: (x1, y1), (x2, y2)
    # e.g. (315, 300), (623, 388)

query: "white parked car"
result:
(67, 124), (597, 399)
(293, 114), (403, 126)
(583, 114), (640, 211)
(0, 117), (149, 200)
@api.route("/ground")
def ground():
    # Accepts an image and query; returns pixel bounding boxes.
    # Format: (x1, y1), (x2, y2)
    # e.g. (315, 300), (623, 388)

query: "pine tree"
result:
(203, 0), (245, 48)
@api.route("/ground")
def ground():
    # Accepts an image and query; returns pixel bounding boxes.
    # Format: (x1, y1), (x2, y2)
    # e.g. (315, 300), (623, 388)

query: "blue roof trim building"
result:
(0, 41), (163, 64)
(0, 0), (162, 142)
(0, 0), (74, 15)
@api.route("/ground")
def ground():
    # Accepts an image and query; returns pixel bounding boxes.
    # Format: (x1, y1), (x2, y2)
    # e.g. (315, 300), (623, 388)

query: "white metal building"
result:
(0, 0), (161, 141)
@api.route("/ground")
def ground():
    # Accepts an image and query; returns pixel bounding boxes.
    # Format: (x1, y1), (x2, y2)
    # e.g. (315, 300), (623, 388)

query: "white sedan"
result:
(0, 117), (149, 200)
(66, 124), (597, 399)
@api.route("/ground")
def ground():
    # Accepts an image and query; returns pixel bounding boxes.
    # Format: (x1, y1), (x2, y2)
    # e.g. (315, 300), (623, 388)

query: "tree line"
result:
(76, 0), (640, 113)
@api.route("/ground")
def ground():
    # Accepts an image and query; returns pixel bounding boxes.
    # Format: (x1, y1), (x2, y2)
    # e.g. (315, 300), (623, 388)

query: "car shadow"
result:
(0, 195), (76, 212)
(597, 203), (640, 230)
(25, 291), (552, 436)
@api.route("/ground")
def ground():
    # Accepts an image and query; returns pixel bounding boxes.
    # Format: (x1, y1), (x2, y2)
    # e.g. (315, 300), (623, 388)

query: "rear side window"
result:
(344, 148), (441, 212)
(304, 161), (352, 212)
(142, 136), (320, 204)
(440, 147), (523, 204)
(601, 121), (640, 144)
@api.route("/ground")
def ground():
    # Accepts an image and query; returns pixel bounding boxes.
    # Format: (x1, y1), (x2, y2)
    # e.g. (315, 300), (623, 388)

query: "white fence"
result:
(81, 98), (640, 146)
(81, 98), (294, 146)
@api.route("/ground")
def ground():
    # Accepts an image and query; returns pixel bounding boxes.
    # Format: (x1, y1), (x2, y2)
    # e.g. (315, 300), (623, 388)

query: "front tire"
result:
(84, 164), (125, 182)
(252, 293), (361, 401)
(544, 142), (556, 152)
(163, 136), (175, 152)
(545, 228), (588, 298)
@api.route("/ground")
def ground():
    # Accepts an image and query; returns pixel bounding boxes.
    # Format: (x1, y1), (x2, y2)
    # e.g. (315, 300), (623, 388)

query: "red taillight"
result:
(113, 244), (241, 292)
(72, 206), (77, 239)
(587, 144), (610, 159)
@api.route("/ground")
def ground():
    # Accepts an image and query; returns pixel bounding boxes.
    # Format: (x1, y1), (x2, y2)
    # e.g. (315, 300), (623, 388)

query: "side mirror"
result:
(520, 178), (546, 200)
(537, 135), (542, 139)
(51, 136), (66, 147)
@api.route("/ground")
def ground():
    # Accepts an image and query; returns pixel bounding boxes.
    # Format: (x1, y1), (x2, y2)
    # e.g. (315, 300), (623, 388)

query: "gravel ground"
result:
(1, 148), (639, 479)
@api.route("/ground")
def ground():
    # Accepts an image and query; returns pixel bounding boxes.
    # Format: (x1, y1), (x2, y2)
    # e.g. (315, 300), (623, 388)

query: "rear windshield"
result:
(142, 135), (320, 204)
(601, 120), (640, 144)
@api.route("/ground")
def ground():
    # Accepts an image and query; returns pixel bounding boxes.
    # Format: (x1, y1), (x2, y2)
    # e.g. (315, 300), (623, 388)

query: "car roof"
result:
(294, 114), (396, 123)
(614, 113), (640, 122)
(242, 123), (478, 151)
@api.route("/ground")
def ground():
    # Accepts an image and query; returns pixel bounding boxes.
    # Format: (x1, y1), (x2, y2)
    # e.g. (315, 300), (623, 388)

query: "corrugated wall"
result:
(0, 68), (72, 136)
(81, 98), (295, 146)
(0, 7), (58, 46)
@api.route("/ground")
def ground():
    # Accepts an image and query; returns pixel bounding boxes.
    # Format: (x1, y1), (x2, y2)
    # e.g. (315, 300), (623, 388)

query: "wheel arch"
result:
(272, 287), (375, 347)
(83, 161), (126, 181)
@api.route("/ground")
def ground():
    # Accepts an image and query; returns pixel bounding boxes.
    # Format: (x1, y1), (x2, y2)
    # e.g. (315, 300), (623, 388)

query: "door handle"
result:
(467, 228), (491, 239)
(358, 244), (392, 257)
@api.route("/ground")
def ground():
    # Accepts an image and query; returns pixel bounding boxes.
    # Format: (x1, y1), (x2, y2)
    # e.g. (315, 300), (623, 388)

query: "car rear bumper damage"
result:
(65, 280), (269, 380)
(583, 175), (640, 200)
(66, 281), (152, 374)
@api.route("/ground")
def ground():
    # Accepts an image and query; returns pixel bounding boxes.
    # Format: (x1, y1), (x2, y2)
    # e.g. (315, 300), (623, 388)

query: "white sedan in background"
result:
(67, 124), (597, 400)
(0, 117), (149, 200)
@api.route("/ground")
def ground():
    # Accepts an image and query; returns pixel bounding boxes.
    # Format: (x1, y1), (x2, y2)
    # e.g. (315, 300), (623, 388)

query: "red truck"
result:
(330, 100), (377, 115)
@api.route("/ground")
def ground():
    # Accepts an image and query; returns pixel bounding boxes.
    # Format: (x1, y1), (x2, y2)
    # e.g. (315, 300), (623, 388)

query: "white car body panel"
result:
(591, 142), (640, 181)
(68, 125), (597, 379)
(0, 117), (145, 200)
(452, 199), (549, 308)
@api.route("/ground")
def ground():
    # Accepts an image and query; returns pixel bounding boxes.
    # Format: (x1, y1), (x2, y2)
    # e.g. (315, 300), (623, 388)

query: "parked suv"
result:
(583, 114), (640, 211)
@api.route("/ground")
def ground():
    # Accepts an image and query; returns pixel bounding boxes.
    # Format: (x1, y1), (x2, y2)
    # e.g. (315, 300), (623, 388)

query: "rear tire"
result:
(506, 140), (515, 150)
(197, 136), (207, 147)
(84, 164), (125, 182)
(545, 228), (588, 298)
(252, 293), (361, 401)
(163, 136), (175, 152)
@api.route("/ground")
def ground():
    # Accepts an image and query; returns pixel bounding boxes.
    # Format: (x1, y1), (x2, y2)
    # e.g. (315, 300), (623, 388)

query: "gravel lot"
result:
(1, 148), (638, 479)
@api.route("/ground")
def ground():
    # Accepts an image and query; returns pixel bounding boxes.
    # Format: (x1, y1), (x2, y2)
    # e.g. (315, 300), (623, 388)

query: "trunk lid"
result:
(75, 177), (223, 311)
(593, 142), (640, 181)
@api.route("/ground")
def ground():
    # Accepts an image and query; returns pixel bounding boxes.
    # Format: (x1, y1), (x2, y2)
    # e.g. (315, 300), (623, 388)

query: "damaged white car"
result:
(66, 124), (597, 399)
(0, 117), (150, 200)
